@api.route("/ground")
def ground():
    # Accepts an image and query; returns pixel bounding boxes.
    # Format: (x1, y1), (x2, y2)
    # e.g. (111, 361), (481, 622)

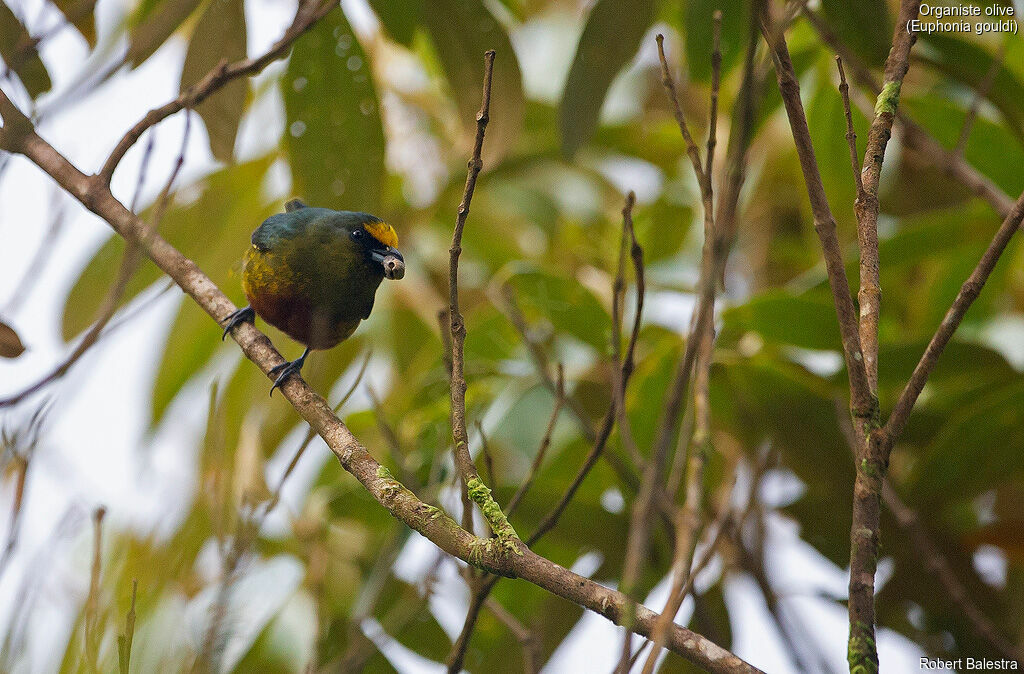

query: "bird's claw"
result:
(221, 306), (255, 340)
(268, 349), (309, 396)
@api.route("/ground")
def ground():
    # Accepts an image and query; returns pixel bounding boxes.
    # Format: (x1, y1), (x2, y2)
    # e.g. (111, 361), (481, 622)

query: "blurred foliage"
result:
(1, 0), (1023, 671)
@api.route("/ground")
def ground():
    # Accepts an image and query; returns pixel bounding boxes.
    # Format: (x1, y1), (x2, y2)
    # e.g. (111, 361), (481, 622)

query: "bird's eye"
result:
(351, 229), (364, 240)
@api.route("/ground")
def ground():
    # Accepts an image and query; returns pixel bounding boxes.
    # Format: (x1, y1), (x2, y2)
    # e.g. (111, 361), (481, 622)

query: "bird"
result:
(220, 198), (404, 394)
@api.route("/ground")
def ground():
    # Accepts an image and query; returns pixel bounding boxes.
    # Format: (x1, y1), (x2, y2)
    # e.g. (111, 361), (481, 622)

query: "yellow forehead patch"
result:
(364, 221), (398, 248)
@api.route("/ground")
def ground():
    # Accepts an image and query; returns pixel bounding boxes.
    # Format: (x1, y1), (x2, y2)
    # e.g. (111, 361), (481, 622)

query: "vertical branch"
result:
(447, 50), (519, 548)
(845, 4), (920, 669)
(705, 11), (722, 181)
(836, 57), (864, 199)
(854, 0), (922, 400)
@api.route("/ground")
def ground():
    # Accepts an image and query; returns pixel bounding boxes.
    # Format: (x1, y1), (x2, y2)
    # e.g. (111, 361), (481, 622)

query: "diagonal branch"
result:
(758, 7), (873, 423)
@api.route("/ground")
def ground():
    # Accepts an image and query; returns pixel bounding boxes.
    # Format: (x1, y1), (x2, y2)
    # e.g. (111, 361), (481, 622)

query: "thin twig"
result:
(836, 57), (864, 198)
(885, 191), (1024, 441)
(505, 364), (564, 517)
(3, 190), (64, 315)
(485, 597), (542, 674)
(705, 11), (722, 181)
(476, 420), (496, 488)
(447, 50), (511, 533)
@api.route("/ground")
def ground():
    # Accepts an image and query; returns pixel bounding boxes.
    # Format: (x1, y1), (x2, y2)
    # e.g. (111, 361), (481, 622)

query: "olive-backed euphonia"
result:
(221, 198), (404, 393)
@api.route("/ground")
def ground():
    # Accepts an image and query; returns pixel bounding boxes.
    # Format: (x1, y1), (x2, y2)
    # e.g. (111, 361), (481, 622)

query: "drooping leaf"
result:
(0, 3), (51, 98)
(284, 7), (385, 212)
(127, 0), (203, 68)
(0, 319), (25, 358)
(52, 0), (97, 47)
(367, 0), (421, 46)
(558, 0), (655, 157)
(180, 0), (247, 162)
(422, 0), (525, 163)
(685, 0), (750, 83)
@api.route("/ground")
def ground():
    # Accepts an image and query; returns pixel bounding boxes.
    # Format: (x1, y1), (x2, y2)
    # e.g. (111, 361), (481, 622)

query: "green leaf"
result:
(818, 0), (892, 68)
(180, 0), (247, 162)
(284, 7), (385, 212)
(910, 378), (1024, 506)
(0, 3), (51, 98)
(895, 96), (1024, 208)
(918, 34), (1024, 145)
(422, 0), (525, 163)
(722, 290), (842, 351)
(367, 0), (421, 46)
(127, 0), (203, 68)
(558, 0), (655, 157)
(507, 267), (610, 350)
(685, 0), (750, 82)
(53, 0), (97, 47)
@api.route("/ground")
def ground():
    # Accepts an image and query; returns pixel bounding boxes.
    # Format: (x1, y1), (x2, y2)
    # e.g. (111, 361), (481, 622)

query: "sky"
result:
(0, 0), (958, 671)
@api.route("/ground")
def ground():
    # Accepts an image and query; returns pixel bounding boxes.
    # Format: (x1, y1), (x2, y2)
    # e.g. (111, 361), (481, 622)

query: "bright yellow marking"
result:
(364, 221), (398, 248)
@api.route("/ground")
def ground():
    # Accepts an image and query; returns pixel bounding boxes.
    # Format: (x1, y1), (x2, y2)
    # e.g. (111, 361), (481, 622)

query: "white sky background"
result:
(0, 0), (956, 672)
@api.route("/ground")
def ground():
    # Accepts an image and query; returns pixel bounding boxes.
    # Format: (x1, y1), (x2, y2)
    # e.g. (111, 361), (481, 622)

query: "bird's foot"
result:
(269, 348), (309, 396)
(221, 306), (255, 340)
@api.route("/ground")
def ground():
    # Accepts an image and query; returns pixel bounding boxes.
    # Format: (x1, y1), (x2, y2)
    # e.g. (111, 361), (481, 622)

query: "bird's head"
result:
(350, 217), (405, 280)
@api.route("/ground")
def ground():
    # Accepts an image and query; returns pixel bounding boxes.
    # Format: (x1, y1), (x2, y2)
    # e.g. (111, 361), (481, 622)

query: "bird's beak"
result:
(372, 246), (405, 280)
